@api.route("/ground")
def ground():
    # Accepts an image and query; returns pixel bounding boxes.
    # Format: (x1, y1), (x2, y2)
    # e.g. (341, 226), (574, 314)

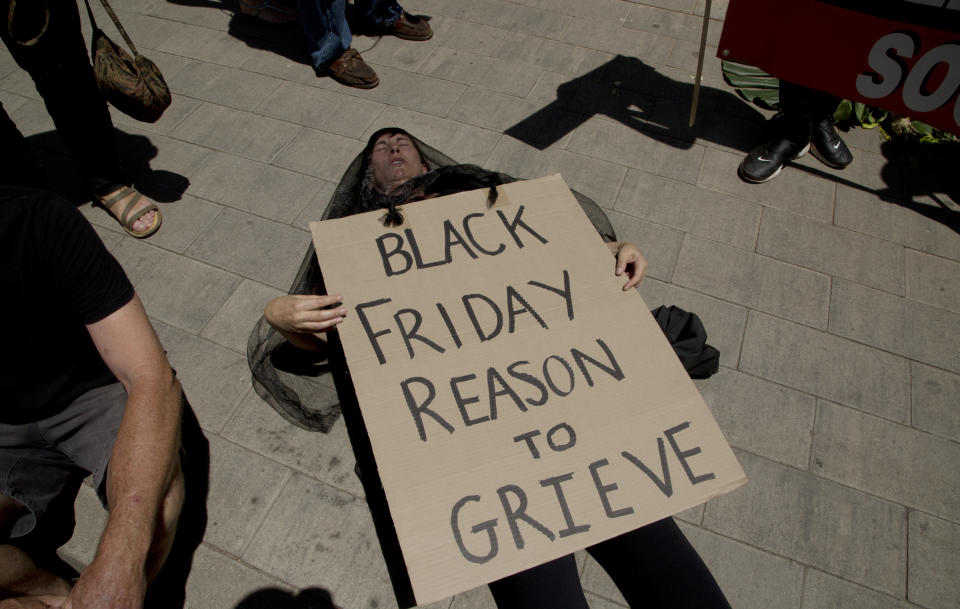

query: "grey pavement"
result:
(4, 0), (959, 608)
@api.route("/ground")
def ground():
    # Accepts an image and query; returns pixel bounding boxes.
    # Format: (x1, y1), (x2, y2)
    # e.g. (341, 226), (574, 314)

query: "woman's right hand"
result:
(265, 294), (347, 338)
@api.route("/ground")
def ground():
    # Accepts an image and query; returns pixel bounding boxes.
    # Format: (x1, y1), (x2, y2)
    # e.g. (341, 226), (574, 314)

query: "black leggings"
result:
(488, 518), (731, 609)
(0, 0), (127, 195)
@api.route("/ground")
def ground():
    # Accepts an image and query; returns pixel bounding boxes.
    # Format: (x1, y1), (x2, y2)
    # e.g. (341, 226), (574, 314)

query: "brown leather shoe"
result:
(387, 12), (432, 41)
(327, 48), (379, 88)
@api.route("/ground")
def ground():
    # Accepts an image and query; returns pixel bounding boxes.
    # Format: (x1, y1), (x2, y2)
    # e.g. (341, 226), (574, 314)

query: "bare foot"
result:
(97, 186), (161, 238)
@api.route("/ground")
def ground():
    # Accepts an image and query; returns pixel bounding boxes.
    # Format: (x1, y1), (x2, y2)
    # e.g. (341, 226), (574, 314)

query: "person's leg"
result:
(487, 555), (590, 609)
(1, 0), (160, 234)
(354, 0), (403, 28)
(586, 518), (731, 609)
(296, 0), (352, 73)
(0, 103), (47, 190)
(779, 80), (853, 170)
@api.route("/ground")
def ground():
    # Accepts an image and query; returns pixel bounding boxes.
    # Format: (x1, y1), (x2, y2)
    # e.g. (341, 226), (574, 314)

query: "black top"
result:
(1, 188), (134, 424)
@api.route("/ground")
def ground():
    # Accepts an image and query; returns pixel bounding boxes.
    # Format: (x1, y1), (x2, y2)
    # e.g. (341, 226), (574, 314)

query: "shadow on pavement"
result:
(24, 128), (189, 205)
(504, 54), (765, 151)
(235, 586), (337, 609)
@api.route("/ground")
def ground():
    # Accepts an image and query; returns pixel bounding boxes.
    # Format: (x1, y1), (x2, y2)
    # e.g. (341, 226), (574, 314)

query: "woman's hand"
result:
(265, 295), (346, 349)
(607, 241), (647, 291)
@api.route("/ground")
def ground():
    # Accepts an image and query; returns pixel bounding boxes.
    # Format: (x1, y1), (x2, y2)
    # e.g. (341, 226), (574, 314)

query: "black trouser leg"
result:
(777, 80), (842, 143)
(488, 554), (590, 609)
(0, 0), (127, 196)
(0, 102), (46, 189)
(586, 518), (731, 609)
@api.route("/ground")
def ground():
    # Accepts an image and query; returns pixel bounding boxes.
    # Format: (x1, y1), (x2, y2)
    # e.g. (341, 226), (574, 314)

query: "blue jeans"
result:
(297, 0), (404, 72)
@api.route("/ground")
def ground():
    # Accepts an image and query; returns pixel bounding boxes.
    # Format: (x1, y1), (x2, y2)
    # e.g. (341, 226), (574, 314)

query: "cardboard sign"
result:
(310, 175), (747, 605)
(718, 0), (960, 136)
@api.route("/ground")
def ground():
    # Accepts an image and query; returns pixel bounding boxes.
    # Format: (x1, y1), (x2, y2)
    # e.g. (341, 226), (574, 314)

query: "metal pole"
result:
(689, 0), (713, 127)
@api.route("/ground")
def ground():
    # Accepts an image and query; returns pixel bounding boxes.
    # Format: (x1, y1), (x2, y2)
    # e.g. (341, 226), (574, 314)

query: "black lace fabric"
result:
(246, 132), (617, 432)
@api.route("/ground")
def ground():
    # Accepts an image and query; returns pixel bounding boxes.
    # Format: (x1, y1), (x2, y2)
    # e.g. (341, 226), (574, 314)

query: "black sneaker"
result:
(738, 137), (810, 183)
(810, 118), (853, 169)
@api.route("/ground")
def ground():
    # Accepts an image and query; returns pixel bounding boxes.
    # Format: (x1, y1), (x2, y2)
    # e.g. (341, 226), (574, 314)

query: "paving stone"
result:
(606, 210), (685, 282)
(294, 179), (339, 226)
(646, 101), (766, 155)
(167, 60), (283, 112)
(696, 0), (729, 19)
(674, 236), (830, 328)
(906, 250), (960, 314)
(430, 14), (509, 56)
(680, 522), (803, 609)
(0, 89), (29, 114)
(492, 31), (614, 77)
(258, 82), (384, 138)
(59, 483), (107, 570)
(96, 10), (187, 52)
(561, 18), (674, 66)
(703, 450), (907, 596)
(242, 473), (396, 606)
(201, 279), (284, 354)
(114, 131), (218, 190)
(171, 102), (301, 162)
(520, 0), (630, 21)
(239, 50), (322, 89)
(834, 183), (960, 261)
(568, 118), (707, 185)
(635, 279), (749, 369)
(696, 367), (816, 469)
(526, 68), (655, 117)
(112, 239), (242, 333)
(625, 5), (723, 46)
(908, 512), (960, 609)
(485, 137), (626, 208)
(363, 107), (503, 167)
(697, 148), (837, 224)
(615, 169), (760, 249)
(188, 151), (325, 222)
(303, 62), (467, 118)
(153, 321), (252, 433)
(450, 85), (581, 147)
(91, 223), (125, 252)
(740, 312), (910, 422)
(666, 40), (722, 86)
(184, 545), (288, 609)
(7, 98), (55, 137)
(447, 585), (496, 609)
(802, 569), (912, 609)
(204, 435), (292, 555)
(140, 0), (234, 30)
(222, 392), (364, 496)
(271, 128), (364, 182)
(812, 401), (960, 522)
(637, 0), (697, 12)
(758, 208), (905, 295)
(0, 47), (17, 80)
(184, 208), (311, 290)
(829, 279), (960, 374)
(911, 362), (960, 443)
(157, 23), (261, 67)
(356, 32), (436, 72)
(420, 47), (542, 98)
(0, 68), (40, 100)
(838, 124), (886, 153)
(146, 192), (225, 253)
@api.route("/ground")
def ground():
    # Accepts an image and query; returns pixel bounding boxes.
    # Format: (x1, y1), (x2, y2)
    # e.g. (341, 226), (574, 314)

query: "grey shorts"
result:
(0, 382), (127, 540)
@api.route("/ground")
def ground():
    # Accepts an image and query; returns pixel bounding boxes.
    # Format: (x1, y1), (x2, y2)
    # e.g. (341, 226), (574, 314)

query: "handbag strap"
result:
(83, 0), (140, 56)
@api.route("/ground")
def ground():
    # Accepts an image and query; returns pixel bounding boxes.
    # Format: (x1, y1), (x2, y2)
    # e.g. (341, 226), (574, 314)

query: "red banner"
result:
(717, 0), (960, 135)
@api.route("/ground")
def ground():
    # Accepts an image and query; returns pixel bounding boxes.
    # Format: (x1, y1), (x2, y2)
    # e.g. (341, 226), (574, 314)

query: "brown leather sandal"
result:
(96, 185), (162, 238)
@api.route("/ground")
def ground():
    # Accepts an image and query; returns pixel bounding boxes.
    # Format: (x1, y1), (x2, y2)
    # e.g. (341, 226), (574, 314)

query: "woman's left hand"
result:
(608, 241), (647, 291)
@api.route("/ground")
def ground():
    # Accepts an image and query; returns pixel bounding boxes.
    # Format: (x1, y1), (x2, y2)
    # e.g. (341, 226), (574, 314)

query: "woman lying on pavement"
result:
(248, 128), (729, 609)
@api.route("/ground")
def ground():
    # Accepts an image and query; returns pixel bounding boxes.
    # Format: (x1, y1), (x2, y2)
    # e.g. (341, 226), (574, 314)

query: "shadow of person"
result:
(877, 138), (959, 233)
(146, 399), (211, 609)
(504, 54), (766, 151)
(235, 587), (337, 609)
(23, 128), (189, 205)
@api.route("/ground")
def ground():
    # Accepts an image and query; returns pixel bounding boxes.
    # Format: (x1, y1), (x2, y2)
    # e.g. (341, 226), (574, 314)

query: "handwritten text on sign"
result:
(310, 175), (746, 605)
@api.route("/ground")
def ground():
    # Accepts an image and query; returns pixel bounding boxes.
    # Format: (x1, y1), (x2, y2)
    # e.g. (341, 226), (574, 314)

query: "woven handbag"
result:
(83, 0), (171, 123)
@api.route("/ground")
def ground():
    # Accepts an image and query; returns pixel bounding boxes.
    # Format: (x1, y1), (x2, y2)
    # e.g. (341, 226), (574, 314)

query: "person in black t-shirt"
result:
(0, 188), (184, 609)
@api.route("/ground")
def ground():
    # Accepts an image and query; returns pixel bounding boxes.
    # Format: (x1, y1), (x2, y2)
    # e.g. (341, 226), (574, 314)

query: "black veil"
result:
(246, 130), (618, 432)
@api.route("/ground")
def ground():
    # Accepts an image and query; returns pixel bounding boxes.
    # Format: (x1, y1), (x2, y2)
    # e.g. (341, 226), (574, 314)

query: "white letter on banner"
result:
(857, 33), (915, 99)
(902, 44), (960, 113)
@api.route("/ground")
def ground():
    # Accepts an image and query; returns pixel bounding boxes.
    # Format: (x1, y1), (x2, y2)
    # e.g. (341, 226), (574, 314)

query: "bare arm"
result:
(63, 295), (182, 609)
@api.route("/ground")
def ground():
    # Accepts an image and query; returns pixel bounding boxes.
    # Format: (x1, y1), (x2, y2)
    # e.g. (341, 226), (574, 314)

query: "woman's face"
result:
(369, 132), (428, 193)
